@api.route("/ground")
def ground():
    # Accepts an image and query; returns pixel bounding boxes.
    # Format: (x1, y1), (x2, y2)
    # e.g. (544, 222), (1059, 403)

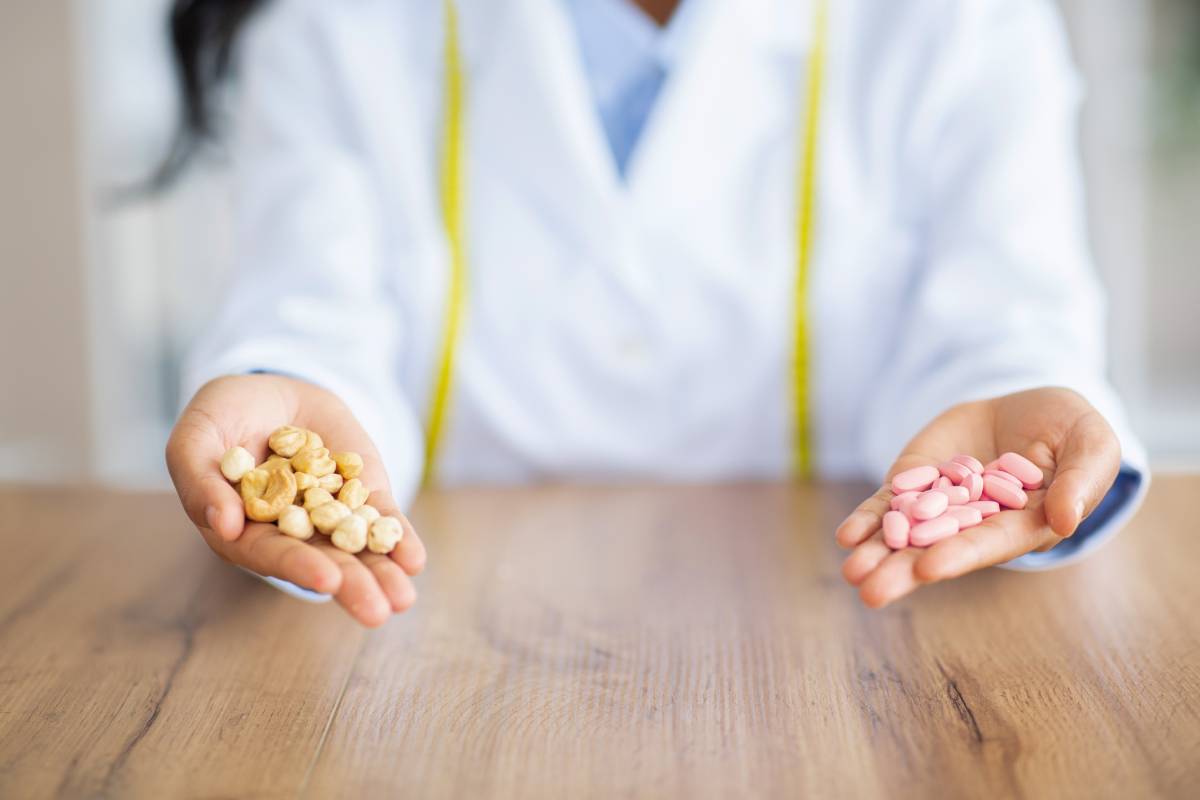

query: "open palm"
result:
(836, 387), (1121, 608)
(166, 374), (426, 626)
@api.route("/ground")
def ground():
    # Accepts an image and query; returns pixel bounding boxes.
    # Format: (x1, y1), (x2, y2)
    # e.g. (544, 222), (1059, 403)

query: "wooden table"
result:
(1, 478), (1198, 799)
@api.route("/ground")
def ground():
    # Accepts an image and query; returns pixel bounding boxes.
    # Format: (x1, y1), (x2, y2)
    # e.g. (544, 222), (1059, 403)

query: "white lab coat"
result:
(185, 0), (1146, 524)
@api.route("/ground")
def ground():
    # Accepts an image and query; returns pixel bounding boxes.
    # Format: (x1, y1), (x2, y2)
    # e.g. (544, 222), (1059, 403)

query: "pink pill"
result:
(882, 511), (910, 549)
(983, 469), (1023, 488)
(966, 500), (1001, 517)
(939, 485), (970, 505)
(891, 465), (939, 494)
(982, 475), (1028, 509)
(897, 494), (920, 519)
(911, 490), (949, 521)
(938, 461), (972, 484)
(890, 491), (920, 511)
(910, 514), (960, 547)
(961, 472), (983, 502)
(945, 505), (984, 529)
(951, 454), (984, 474)
(934, 476), (954, 491)
(996, 452), (1044, 489)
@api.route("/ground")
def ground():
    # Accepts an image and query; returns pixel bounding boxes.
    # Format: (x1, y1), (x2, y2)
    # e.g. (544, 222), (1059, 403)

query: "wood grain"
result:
(0, 489), (365, 799)
(0, 479), (1198, 798)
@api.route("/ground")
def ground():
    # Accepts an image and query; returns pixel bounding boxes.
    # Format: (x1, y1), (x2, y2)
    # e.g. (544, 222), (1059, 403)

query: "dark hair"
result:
(154, 0), (267, 188)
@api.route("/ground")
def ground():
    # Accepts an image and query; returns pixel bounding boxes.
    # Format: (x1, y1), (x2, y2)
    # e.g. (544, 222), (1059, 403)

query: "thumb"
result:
(1043, 410), (1121, 538)
(165, 416), (247, 542)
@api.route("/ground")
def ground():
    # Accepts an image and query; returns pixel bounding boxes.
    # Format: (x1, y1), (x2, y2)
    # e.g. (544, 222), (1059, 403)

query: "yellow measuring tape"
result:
(422, 0), (467, 487)
(424, 0), (829, 485)
(792, 0), (829, 479)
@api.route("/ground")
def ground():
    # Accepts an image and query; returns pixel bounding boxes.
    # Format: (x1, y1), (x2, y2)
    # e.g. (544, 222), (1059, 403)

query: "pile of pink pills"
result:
(882, 452), (1044, 550)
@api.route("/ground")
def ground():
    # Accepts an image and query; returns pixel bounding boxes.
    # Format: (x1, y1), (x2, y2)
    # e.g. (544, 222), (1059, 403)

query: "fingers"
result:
(845, 504), (1062, 607)
(308, 541), (394, 627)
(1043, 410), (1121, 538)
(202, 523), (343, 594)
(166, 417), (247, 542)
(369, 490), (427, 576)
(913, 508), (1059, 583)
(845, 510), (1060, 607)
(391, 516), (427, 576)
(200, 521), (422, 627)
(857, 547), (924, 609)
(841, 530), (894, 585)
(835, 451), (943, 549)
(835, 485), (893, 549)
(363, 553), (418, 612)
(841, 530), (928, 607)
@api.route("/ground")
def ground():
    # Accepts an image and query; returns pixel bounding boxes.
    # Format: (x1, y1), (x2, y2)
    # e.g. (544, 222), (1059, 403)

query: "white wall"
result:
(73, 0), (235, 487)
(1142, 0), (1200, 466)
(1061, 0), (1200, 467)
(0, 2), (92, 482)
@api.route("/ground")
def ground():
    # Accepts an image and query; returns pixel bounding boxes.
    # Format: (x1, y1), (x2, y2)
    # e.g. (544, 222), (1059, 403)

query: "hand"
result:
(836, 387), (1121, 608)
(165, 374), (427, 627)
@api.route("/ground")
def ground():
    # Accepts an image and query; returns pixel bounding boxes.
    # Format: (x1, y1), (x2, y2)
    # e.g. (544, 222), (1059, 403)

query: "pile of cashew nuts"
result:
(219, 426), (404, 555)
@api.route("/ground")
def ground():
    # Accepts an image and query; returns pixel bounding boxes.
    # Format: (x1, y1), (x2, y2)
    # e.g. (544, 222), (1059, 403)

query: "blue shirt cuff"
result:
(250, 571), (333, 603)
(1003, 463), (1145, 571)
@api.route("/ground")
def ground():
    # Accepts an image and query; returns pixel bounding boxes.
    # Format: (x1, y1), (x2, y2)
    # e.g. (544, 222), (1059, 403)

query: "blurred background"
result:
(1, 0), (1198, 487)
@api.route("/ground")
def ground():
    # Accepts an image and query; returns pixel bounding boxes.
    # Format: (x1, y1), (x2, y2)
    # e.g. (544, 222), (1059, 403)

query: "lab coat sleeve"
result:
(858, 0), (1148, 567)
(180, 1), (424, 509)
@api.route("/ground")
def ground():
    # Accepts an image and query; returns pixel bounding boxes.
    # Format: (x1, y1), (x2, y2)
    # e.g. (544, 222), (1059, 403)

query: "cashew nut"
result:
(239, 468), (268, 498)
(337, 478), (369, 510)
(220, 446), (256, 482)
(332, 451), (363, 480)
(292, 447), (336, 477)
(354, 504), (380, 523)
(262, 456), (295, 486)
(311, 500), (351, 535)
(277, 504), (314, 540)
(331, 514), (368, 553)
(298, 429), (323, 453)
(240, 465), (297, 522)
(302, 487), (334, 511)
(318, 472), (344, 493)
(367, 516), (404, 554)
(294, 471), (318, 495)
(267, 425), (308, 458)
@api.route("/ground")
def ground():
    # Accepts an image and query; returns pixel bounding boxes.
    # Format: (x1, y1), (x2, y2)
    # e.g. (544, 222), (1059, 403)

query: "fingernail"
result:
(1074, 499), (1086, 524)
(204, 505), (219, 531)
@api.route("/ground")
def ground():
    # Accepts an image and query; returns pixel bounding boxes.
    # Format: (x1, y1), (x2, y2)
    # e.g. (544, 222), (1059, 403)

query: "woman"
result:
(165, 0), (1146, 626)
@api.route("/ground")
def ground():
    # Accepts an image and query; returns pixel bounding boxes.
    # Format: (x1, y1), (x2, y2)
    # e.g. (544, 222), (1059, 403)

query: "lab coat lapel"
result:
(627, 0), (816, 227)
(468, 0), (625, 255)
